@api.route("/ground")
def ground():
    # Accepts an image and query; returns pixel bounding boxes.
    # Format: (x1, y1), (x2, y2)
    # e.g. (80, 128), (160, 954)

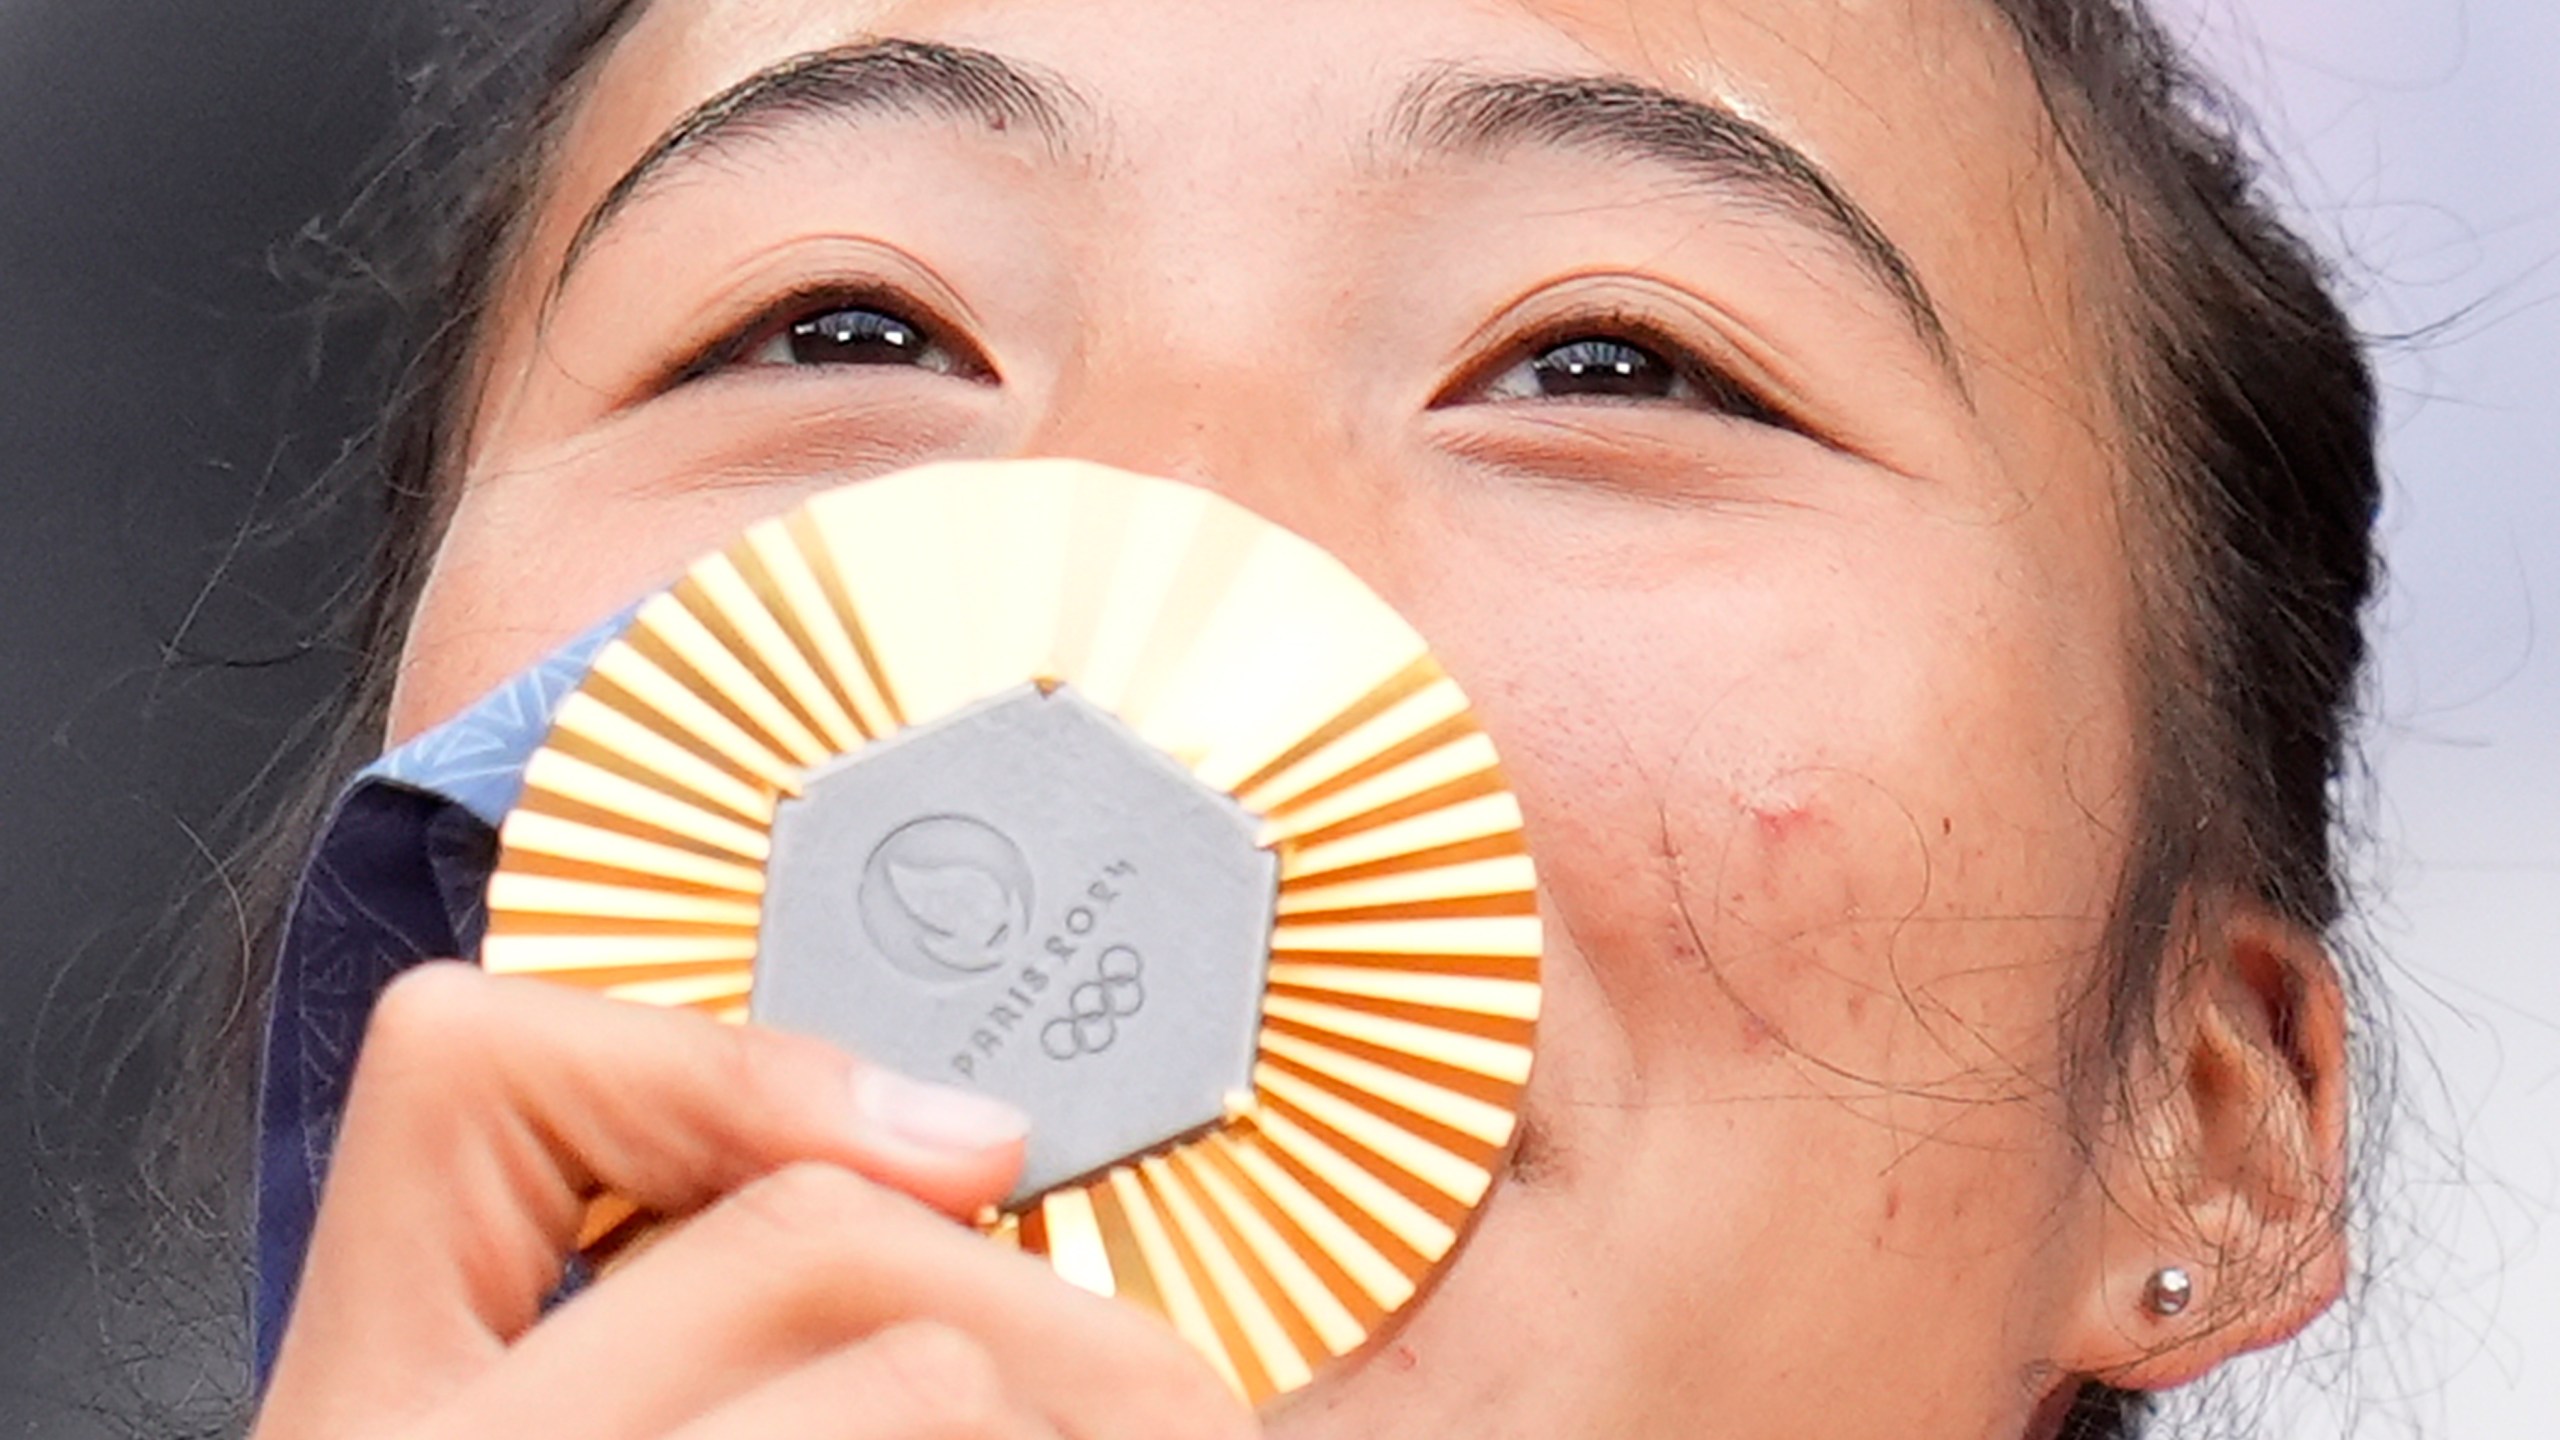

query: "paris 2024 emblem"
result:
(857, 815), (1036, 980)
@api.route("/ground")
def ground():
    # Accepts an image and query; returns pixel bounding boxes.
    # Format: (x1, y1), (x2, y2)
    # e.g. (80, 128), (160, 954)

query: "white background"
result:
(2157, 1), (2559, 1434)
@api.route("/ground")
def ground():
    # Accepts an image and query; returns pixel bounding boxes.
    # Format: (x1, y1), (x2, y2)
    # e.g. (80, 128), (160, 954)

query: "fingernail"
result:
(851, 1066), (1029, 1153)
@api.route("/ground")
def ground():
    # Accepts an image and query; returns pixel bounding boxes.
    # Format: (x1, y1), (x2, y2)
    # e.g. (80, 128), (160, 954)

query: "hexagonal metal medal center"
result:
(754, 683), (1277, 1203)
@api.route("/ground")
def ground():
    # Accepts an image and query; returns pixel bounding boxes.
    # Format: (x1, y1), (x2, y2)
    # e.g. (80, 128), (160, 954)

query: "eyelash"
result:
(668, 288), (1802, 437)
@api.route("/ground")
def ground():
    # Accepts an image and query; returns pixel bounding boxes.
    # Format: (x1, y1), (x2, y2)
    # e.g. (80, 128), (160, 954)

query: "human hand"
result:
(253, 963), (1255, 1440)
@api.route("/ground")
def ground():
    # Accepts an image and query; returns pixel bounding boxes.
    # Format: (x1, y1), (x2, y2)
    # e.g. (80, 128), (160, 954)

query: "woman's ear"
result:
(2052, 899), (2351, 1391)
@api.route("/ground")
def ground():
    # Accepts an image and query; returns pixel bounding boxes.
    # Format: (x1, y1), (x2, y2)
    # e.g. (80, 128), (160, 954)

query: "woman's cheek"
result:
(1439, 579), (2109, 1113)
(1503, 743), (1934, 1079)
(390, 471), (773, 741)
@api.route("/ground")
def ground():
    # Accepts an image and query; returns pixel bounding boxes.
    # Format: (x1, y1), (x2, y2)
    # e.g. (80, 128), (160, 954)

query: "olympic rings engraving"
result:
(1041, 945), (1145, 1060)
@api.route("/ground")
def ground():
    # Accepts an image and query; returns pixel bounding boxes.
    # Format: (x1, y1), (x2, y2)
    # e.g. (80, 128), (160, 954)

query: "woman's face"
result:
(393, 0), (2236, 1434)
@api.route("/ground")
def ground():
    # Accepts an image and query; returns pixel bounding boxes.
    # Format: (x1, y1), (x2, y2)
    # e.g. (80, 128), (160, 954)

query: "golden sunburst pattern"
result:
(480, 460), (1539, 1401)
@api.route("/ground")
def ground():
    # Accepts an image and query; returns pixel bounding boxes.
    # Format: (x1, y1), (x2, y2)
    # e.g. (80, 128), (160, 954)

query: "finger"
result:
(661, 1323), (1063, 1440)
(263, 965), (1027, 1435)
(437, 1162), (1252, 1440)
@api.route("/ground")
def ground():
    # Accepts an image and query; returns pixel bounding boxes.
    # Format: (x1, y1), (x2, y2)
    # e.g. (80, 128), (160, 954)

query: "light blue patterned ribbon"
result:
(363, 608), (637, 822)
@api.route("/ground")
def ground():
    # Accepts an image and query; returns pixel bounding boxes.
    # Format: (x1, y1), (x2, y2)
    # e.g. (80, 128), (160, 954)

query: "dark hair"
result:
(177, 1), (2384, 1435)
(1983, 0), (2381, 1054)
(1985, 2), (2385, 1428)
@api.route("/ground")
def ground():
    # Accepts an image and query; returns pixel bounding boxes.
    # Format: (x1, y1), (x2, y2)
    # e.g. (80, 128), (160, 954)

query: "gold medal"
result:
(481, 460), (1538, 1401)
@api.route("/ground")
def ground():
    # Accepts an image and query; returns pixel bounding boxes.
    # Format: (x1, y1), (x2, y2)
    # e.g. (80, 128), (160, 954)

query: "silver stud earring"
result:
(2144, 1266), (2194, 1317)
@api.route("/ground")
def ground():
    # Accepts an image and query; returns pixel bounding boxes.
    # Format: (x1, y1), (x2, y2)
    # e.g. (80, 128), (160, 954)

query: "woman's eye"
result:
(1486, 337), (1687, 402)
(1474, 333), (1785, 426)
(745, 304), (965, 375)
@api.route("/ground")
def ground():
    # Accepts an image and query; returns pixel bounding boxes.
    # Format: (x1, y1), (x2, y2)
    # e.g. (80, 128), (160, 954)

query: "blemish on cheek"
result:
(1884, 1184), (1903, 1221)
(1390, 1343), (1419, 1373)
(1665, 918), (1703, 966)
(1750, 801), (1820, 845)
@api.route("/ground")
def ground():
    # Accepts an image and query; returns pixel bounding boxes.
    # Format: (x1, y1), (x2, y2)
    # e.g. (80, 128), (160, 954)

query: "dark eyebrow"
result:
(1390, 71), (1959, 377)
(557, 38), (1086, 285)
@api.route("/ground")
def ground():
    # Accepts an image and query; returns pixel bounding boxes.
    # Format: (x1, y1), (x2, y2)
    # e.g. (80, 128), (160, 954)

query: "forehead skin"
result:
(404, 3), (2168, 1437)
